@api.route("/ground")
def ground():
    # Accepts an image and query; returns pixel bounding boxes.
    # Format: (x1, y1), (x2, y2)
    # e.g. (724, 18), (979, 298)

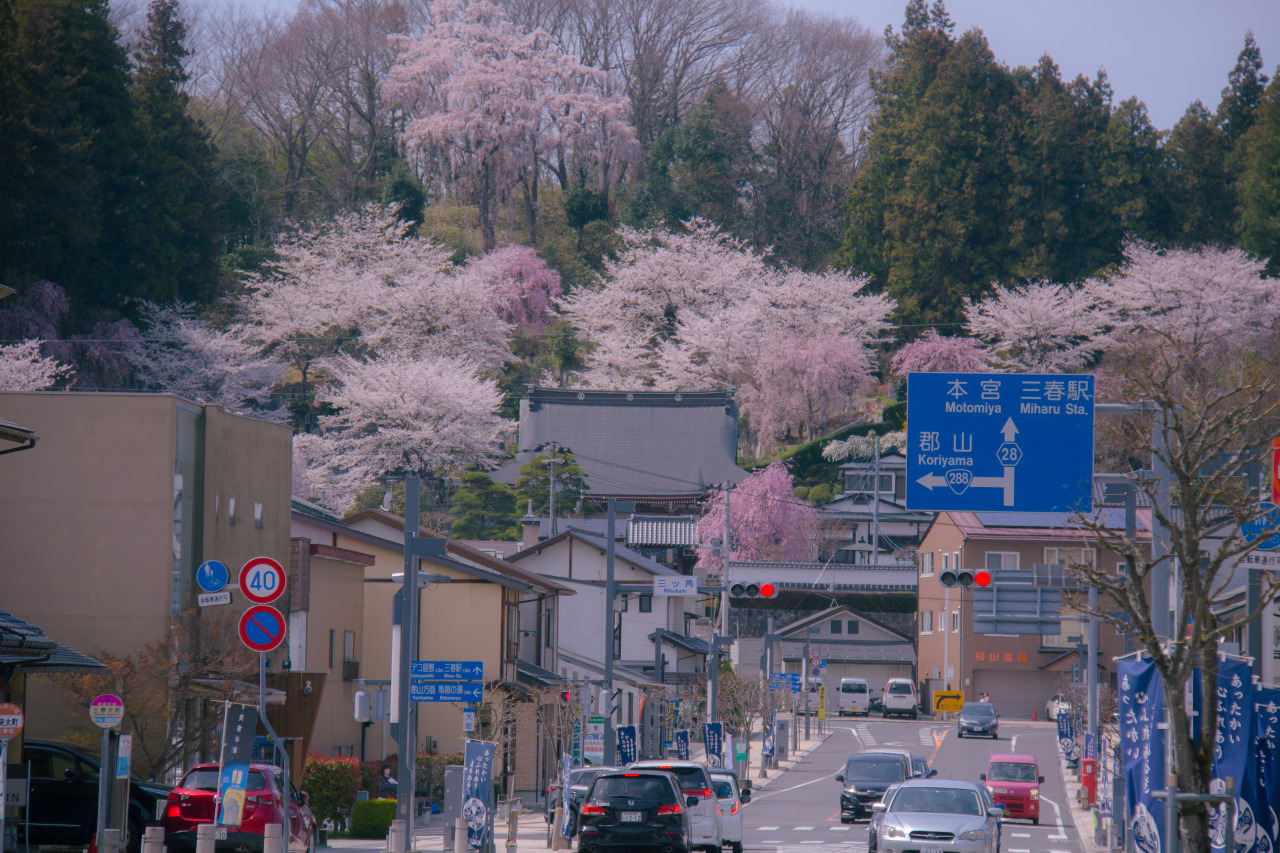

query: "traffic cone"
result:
(1032, 707), (1038, 721)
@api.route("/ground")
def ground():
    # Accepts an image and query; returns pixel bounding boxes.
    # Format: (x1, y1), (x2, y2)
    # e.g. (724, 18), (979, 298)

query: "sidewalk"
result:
(325, 720), (834, 853)
(1057, 751), (1109, 853)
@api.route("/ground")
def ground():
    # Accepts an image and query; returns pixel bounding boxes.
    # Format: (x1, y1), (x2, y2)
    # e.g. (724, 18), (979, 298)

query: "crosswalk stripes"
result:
(853, 724), (876, 745)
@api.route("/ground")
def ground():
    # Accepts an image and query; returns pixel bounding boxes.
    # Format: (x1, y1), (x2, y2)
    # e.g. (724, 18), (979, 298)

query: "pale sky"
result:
(792, 0), (1280, 130)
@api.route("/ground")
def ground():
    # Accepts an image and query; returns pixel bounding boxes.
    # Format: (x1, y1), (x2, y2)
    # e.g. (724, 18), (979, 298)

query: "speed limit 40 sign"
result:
(239, 556), (286, 605)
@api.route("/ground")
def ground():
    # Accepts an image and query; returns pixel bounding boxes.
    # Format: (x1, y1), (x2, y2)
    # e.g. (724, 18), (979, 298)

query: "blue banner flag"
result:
(617, 726), (637, 765)
(1057, 708), (1076, 760)
(216, 703), (259, 827)
(676, 730), (690, 761)
(1212, 659), (1255, 853)
(1254, 688), (1280, 846)
(762, 711), (777, 758)
(463, 741), (496, 852)
(1119, 656), (1165, 853)
(559, 754), (573, 840)
(703, 722), (723, 769)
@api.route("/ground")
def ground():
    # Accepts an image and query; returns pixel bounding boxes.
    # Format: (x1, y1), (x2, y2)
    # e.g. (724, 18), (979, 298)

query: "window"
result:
(639, 595), (652, 613)
(946, 664), (954, 680)
(328, 629), (335, 668)
(344, 630), (355, 661)
(254, 502), (263, 529)
(920, 611), (933, 635)
(613, 612), (622, 658)
(951, 610), (960, 633)
(1042, 548), (1094, 646)
(1045, 547), (1095, 569)
(921, 552), (934, 577)
(986, 552), (1019, 572)
(620, 595), (629, 612)
(848, 620), (859, 634)
(831, 620), (843, 634)
(942, 553), (949, 573)
(545, 610), (554, 648)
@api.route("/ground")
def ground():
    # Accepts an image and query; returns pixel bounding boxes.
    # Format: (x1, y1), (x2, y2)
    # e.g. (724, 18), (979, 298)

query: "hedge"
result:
(350, 799), (398, 839)
(303, 755), (361, 828)
(358, 753), (463, 798)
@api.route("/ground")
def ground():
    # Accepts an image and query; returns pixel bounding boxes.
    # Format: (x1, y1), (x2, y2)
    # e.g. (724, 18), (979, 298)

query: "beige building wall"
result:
(0, 392), (291, 742)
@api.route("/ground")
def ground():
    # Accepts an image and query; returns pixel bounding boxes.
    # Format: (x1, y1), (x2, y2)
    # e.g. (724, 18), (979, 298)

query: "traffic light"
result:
(729, 581), (779, 598)
(560, 690), (573, 703)
(939, 570), (992, 588)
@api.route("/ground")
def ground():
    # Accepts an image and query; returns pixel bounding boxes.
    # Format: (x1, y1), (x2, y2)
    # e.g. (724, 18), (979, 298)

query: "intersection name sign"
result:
(906, 372), (1095, 512)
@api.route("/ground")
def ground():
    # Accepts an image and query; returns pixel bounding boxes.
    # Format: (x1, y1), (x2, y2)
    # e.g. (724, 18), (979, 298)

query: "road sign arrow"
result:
(917, 473), (949, 490)
(1001, 417), (1019, 442)
(970, 467), (1016, 506)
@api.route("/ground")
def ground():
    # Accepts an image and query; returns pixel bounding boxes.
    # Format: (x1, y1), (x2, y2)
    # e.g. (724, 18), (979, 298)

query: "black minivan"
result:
(836, 753), (909, 823)
(578, 769), (696, 853)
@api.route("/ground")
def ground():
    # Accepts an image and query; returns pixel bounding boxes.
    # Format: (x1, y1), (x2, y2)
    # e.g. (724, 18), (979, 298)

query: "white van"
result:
(838, 678), (871, 716)
(882, 678), (918, 719)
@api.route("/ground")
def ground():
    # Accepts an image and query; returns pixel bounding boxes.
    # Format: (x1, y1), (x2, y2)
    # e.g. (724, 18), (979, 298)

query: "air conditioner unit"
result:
(343, 659), (360, 682)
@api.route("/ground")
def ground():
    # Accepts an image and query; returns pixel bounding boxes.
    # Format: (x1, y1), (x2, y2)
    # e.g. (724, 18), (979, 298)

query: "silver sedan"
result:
(872, 780), (1003, 853)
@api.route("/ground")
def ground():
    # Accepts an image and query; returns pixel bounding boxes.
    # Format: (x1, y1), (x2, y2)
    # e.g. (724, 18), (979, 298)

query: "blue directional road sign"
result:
(197, 560), (229, 593)
(410, 660), (483, 681)
(906, 372), (1095, 512)
(768, 673), (802, 692)
(410, 682), (484, 703)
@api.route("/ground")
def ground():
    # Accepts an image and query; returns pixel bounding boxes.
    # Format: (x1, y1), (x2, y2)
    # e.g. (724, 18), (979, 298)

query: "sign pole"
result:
(0, 736), (8, 853)
(396, 475), (421, 852)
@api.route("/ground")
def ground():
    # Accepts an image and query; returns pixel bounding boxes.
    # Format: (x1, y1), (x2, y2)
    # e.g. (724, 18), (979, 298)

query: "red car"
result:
(981, 753), (1044, 825)
(163, 763), (316, 853)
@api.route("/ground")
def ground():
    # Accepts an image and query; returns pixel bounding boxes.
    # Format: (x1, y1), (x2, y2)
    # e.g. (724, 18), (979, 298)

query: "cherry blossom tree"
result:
(964, 280), (1113, 372)
(561, 220), (894, 438)
(740, 330), (871, 454)
(387, 0), (636, 249)
(459, 244), (562, 330)
(131, 303), (284, 415)
(888, 330), (988, 375)
(696, 461), (818, 576)
(822, 429), (907, 463)
(293, 352), (507, 510)
(0, 340), (73, 390)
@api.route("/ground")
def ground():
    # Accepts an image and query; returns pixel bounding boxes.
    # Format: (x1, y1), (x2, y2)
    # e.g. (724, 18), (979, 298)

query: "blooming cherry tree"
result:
(387, 0), (636, 249)
(889, 330), (989, 375)
(459, 244), (562, 330)
(696, 461), (818, 576)
(823, 430), (908, 463)
(294, 353), (507, 511)
(964, 280), (1112, 372)
(0, 340), (72, 390)
(131, 303), (284, 416)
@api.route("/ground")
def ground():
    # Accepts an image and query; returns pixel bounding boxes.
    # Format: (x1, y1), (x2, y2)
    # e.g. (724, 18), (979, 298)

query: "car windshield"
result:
(962, 703), (995, 715)
(179, 769), (267, 792)
(843, 683), (867, 694)
(713, 780), (735, 798)
(890, 787), (984, 816)
(570, 769), (604, 787)
(887, 683), (913, 695)
(987, 762), (1038, 783)
(591, 776), (673, 801)
(643, 766), (710, 789)
(844, 758), (906, 784)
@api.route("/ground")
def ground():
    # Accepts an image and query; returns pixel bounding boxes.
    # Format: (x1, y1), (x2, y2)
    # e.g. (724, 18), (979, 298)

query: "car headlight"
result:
(1030, 788), (1039, 800)
(882, 825), (906, 839)
(959, 829), (986, 841)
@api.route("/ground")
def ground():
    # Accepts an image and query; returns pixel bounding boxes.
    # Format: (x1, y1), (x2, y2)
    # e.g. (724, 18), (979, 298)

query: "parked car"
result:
(956, 702), (1000, 739)
(982, 753), (1044, 825)
(545, 766), (621, 843)
(578, 769), (696, 853)
(872, 779), (1003, 853)
(1046, 693), (1072, 721)
(836, 752), (911, 823)
(709, 770), (749, 853)
(838, 678), (872, 716)
(628, 760), (722, 852)
(162, 763), (316, 853)
(881, 679), (918, 719)
(23, 738), (170, 853)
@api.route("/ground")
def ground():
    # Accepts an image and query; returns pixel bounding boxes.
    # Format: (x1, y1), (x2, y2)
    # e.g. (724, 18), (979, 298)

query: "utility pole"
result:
(548, 443), (558, 537)
(395, 475), (421, 851)
(603, 498), (634, 765)
(720, 485), (731, 637)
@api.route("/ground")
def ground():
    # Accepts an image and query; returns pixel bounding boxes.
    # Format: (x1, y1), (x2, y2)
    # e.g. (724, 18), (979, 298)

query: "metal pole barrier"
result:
(141, 826), (164, 853)
(505, 799), (520, 853)
(454, 818), (468, 853)
(1162, 784), (1179, 853)
(103, 829), (122, 853)
(262, 823), (283, 853)
(196, 824), (217, 853)
(550, 806), (562, 851)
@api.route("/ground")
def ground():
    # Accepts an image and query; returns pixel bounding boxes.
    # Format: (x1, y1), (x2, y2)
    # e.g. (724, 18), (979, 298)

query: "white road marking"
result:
(1050, 849), (1073, 853)
(800, 840), (824, 844)
(759, 827), (780, 831)
(750, 772), (838, 801)
(829, 826), (851, 831)
(1011, 735), (1018, 752)
(1008, 848), (1032, 852)
(795, 826), (815, 830)
(1011, 832), (1031, 837)
(1039, 795), (1068, 840)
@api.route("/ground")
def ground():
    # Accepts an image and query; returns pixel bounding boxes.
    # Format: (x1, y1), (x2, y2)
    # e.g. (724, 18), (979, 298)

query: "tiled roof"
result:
(648, 631), (709, 654)
(517, 660), (567, 688)
(567, 529), (680, 576)
(0, 610), (105, 674)
(492, 387), (748, 497)
(627, 515), (698, 547)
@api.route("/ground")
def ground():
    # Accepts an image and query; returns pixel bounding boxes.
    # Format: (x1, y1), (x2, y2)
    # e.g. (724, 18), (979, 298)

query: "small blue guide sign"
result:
(906, 372), (1095, 512)
(410, 682), (484, 703)
(410, 661), (483, 681)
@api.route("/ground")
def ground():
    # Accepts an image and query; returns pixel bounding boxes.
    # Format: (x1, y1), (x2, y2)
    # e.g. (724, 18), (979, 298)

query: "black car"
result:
(910, 756), (936, 779)
(836, 753), (909, 823)
(22, 738), (170, 853)
(545, 766), (621, 842)
(956, 701), (1000, 739)
(578, 770), (696, 853)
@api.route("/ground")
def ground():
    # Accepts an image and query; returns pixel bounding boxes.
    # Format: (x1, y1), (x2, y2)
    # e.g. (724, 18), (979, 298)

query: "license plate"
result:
(620, 811), (643, 822)
(922, 847), (942, 853)
(212, 827), (228, 840)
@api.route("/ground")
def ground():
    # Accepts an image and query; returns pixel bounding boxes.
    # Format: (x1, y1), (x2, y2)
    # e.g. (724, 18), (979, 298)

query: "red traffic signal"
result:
(560, 690), (573, 703)
(974, 570), (992, 587)
(729, 582), (779, 598)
